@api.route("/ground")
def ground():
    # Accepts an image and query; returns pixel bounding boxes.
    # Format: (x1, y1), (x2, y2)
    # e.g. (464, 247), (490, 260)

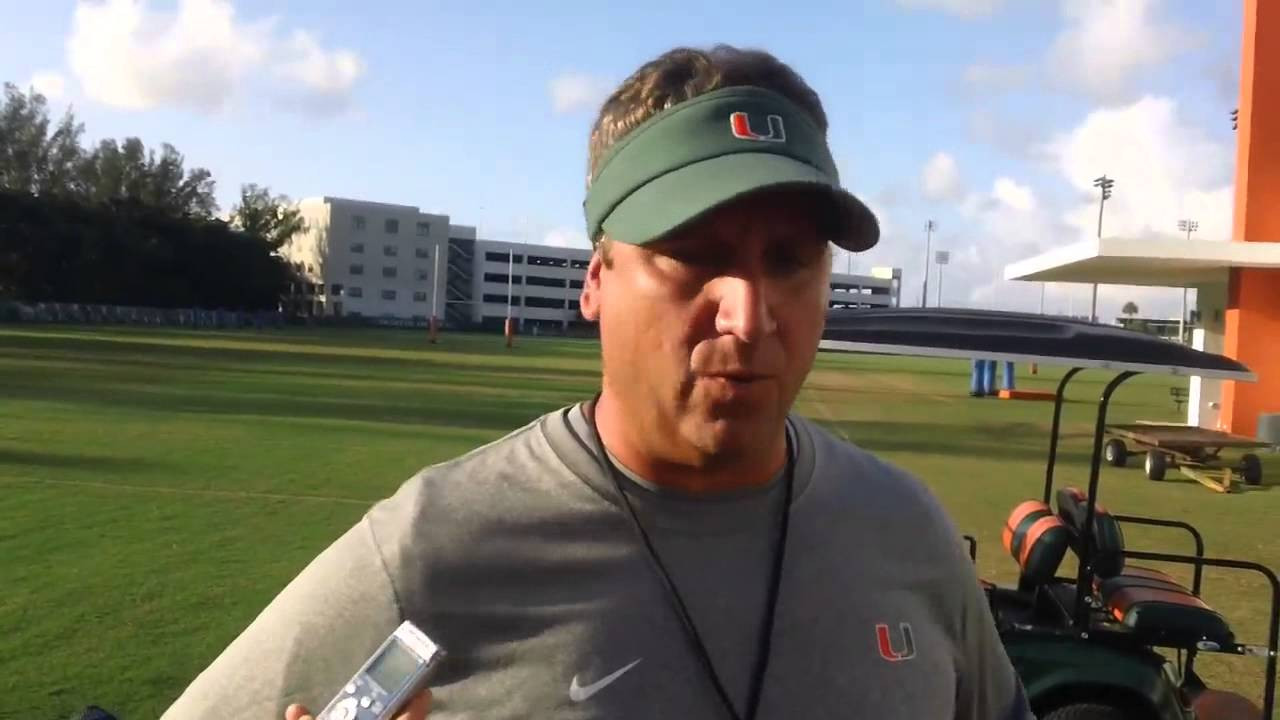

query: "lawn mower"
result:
(822, 308), (1278, 719)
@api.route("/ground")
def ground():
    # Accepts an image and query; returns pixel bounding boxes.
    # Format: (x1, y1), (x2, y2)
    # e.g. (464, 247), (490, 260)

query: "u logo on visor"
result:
(729, 111), (787, 143)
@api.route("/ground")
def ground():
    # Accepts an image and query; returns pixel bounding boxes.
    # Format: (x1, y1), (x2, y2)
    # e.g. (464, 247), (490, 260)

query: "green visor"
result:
(584, 86), (879, 252)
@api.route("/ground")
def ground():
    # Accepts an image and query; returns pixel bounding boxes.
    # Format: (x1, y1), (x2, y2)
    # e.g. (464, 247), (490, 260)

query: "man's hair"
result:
(586, 45), (829, 258)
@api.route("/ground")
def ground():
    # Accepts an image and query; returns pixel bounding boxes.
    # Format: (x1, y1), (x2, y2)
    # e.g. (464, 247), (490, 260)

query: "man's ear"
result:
(579, 249), (605, 322)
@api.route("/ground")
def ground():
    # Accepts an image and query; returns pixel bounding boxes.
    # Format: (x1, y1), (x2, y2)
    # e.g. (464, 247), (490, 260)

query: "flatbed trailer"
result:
(1105, 422), (1268, 492)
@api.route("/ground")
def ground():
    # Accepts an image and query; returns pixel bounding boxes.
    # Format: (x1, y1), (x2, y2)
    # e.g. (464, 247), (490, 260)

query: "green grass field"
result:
(2, 325), (1276, 719)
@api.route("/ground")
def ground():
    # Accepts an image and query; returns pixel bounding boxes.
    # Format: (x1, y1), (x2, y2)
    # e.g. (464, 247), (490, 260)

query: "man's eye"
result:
(671, 247), (730, 270)
(768, 248), (814, 274)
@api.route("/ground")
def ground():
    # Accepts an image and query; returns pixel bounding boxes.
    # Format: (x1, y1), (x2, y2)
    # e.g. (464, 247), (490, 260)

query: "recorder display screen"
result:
(367, 639), (422, 693)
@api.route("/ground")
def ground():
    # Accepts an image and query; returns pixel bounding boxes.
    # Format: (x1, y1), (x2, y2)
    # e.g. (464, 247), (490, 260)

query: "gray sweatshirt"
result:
(159, 403), (1030, 719)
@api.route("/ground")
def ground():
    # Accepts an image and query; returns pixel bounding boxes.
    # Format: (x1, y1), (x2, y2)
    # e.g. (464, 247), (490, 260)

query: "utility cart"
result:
(822, 308), (1277, 720)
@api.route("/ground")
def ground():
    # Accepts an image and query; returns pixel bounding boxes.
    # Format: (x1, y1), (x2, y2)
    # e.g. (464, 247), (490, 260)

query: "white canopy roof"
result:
(1004, 237), (1280, 288)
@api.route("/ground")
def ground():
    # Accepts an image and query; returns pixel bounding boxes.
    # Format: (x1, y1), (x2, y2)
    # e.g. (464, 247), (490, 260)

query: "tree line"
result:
(0, 82), (305, 311)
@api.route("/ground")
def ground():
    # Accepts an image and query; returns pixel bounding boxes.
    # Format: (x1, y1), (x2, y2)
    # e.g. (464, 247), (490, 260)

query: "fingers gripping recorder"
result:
(316, 621), (444, 720)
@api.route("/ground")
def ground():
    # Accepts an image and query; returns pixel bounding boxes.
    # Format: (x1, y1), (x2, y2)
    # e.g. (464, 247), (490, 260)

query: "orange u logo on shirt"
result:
(875, 623), (916, 662)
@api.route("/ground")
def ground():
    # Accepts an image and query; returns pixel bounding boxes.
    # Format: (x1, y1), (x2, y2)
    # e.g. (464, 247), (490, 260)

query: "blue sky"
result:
(0, 0), (1246, 317)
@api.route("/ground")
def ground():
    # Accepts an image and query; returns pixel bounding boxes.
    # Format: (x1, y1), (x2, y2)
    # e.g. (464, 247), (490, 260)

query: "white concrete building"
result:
(286, 197), (454, 324)
(829, 267), (902, 311)
(284, 196), (902, 332)
(442, 239), (592, 333)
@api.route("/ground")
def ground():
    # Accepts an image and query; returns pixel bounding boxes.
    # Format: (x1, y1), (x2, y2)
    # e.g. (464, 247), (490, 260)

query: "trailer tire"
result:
(1241, 453), (1263, 486)
(1042, 703), (1128, 720)
(1104, 439), (1128, 468)
(1144, 450), (1168, 482)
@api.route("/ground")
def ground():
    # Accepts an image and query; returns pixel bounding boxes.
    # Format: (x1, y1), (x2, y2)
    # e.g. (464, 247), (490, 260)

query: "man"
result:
(162, 45), (1031, 720)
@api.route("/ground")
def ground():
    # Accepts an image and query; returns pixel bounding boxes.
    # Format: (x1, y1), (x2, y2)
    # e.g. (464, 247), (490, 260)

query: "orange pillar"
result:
(1222, 0), (1280, 438)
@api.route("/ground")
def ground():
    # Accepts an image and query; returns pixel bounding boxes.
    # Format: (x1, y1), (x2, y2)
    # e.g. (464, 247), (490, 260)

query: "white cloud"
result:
(921, 152), (965, 201)
(958, 178), (1067, 312)
(1045, 0), (1200, 104)
(549, 73), (613, 115)
(992, 177), (1035, 212)
(970, 94), (1231, 320)
(66, 0), (364, 116)
(865, 93), (1230, 320)
(959, 1), (1201, 111)
(28, 71), (68, 100)
(542, 227), (592, 250)
(270, 30), (365, 114)
(895, 0), (1006, 18)
(1045, 95), (1233, 242)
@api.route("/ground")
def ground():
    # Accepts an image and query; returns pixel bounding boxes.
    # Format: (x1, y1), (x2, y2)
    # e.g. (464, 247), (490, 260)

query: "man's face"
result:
(581, 189), (833, 468)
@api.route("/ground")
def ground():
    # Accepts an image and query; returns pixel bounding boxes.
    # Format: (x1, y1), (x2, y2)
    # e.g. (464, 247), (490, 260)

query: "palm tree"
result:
(1122, 301), (1139, 318)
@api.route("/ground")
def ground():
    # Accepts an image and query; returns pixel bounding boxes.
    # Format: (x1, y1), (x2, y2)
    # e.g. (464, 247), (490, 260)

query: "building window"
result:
(527, 254), (569, 268)
(383, 266), (397, 278)
(483, 293), (520, 306)
(484, 251), (524, 264)
(352, 215), (366, 231)
(316, 283), (325, 295)
(527, 275), (565, 288)
(483, 272), (521, 285)
(349, 264), (364, 275)
(413, 291), (428, 302)
(381, 289), (397, 300)
(416, 222), (431, 237)
(569, 259), (590, 270)
(525, 296), (565, 309)
(330, 283), (344, 296)
(384, 218), (400, 234)
(568, 299), (581, 310)
(415, 269), (429, 281)
(415, 247), (430, 259)
(350, 242), (365, 254)
(347, 286), (363, 298)
(384, 244), (398, 257)
(568, 279), (584, 289)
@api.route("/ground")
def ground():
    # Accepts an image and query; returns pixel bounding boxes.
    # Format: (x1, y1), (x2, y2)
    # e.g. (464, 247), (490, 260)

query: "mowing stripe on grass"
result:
(0, 475), (375, 505)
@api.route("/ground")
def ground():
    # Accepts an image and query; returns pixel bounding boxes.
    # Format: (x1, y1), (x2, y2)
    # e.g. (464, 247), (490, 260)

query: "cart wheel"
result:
(1144, 450), (1168, 482)
(1104, 439), (1128, 468)
(1241, 453), (1263, 486)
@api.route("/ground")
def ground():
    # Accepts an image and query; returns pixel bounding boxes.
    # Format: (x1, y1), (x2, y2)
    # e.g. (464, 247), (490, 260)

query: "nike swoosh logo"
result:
(569, 658), (642, 702)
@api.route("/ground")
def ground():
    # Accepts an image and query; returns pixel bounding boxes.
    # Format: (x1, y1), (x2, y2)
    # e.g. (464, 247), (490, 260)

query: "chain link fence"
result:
(0, 301), (286, 330)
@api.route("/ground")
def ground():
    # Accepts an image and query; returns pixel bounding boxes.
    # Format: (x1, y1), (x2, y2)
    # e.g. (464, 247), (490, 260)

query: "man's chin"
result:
(682, 414), (781, 461)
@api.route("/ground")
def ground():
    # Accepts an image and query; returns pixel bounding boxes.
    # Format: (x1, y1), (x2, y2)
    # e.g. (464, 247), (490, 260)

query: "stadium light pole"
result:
(504, 249), (515, 348)
(936, 258), (943, 307)
(429, 243), (441, 343)
(1177, 218), (1199, 344)
(1091, 175), (1115, 323)
(922, 220), (935, 308)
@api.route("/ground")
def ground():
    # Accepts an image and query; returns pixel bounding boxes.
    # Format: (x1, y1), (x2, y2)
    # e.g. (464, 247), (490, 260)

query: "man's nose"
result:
(713, 275), (778, 342)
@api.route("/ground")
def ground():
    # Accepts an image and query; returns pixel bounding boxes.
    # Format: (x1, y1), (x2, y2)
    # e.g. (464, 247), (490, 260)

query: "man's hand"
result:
(284, 689), (432, 720)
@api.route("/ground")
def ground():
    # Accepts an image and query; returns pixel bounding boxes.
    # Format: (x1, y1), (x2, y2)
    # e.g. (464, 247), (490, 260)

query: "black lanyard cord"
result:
(586, 396), (794, 720)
